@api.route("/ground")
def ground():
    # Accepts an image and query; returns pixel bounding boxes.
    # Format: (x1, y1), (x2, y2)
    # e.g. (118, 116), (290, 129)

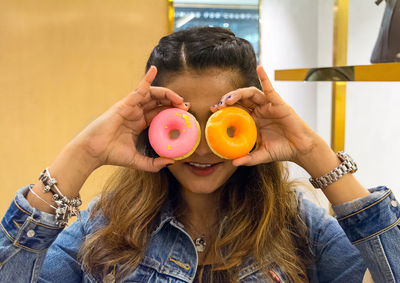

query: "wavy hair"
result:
(79, 27), (310, 282)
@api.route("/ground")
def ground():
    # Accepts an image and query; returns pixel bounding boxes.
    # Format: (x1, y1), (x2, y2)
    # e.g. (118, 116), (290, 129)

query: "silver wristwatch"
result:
(309, 151), (358, 189)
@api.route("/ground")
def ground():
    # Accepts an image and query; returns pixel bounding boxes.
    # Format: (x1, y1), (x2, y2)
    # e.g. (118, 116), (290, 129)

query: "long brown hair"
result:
(79, 27), (311, 281)
(79, 161), (310, 281)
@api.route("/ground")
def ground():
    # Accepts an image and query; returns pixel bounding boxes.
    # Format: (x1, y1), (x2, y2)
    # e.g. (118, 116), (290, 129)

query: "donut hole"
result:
(169, 129), (180, 140)
(227, 126), (236, 138)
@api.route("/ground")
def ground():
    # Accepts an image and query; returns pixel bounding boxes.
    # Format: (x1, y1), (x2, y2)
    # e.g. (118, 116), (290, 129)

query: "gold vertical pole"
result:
(333, 0), (348, 67)
(168, 0), (174, 34)
(331, 82), (347, 151)
(331, 0), (349, 151)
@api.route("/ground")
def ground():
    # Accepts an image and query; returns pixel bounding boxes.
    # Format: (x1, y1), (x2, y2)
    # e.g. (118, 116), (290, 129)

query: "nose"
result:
(193, 123), (212, 157)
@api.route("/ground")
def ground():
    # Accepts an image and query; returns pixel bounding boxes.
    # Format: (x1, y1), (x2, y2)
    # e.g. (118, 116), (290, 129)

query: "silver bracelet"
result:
(309, 152), (358, 189)
(28, 186), (57, 210)
(38, 168), (82, 227)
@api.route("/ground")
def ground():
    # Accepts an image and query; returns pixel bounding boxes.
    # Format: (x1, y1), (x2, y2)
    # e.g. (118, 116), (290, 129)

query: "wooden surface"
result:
(0, 0), (169, 216)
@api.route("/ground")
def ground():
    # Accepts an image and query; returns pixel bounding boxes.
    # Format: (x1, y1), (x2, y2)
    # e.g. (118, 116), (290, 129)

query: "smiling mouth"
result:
(188, 162), (215, 168)
(185, 162), (222, 176)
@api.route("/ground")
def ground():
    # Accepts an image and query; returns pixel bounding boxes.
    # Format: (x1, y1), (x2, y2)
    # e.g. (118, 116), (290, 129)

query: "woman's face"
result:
(164, 69), (240, 195)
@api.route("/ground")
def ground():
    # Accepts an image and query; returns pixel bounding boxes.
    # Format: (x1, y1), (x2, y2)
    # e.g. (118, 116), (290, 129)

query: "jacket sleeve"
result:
(38, 206), (92, 283)
(0, 185), (94, 283)
(299, 195), (367, 282)
(332, 186), (400, 283)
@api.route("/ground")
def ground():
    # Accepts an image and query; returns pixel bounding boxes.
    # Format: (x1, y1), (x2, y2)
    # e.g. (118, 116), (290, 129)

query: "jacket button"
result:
(27, 229), (35, 237)
(391, 200), (398, 208)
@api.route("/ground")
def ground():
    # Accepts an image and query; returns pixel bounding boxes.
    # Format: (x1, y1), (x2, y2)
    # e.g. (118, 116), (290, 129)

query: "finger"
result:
(210, 103), (219, 112)
(123, 83), (186, 114)
(133, 154), (174, 172)
(150, 87), (185, 107)
(216, 87), (266, 110)
(210, 99), (253, 112)
(122, 67), (157, 107)
(142, 100), (190, 116)
(136, 66), (158, 97)
(143, 106), (170, 124)
(151, 157), (175, 172)
(141, 99), (173, 111)
(256, 66), (283, 104)
(141, 99), (160, 111)
(232, 150), (272, 167)
(226, 87), (266, 106)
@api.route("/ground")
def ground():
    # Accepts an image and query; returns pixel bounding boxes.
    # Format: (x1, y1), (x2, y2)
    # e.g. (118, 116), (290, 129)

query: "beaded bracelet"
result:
(38, 168), (82, 227)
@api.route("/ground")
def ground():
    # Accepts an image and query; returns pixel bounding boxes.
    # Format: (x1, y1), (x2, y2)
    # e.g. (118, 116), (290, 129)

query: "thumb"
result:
(152, 157), (175, 172)
(232, 150), (272, 167)
(132, 154), (174, 172)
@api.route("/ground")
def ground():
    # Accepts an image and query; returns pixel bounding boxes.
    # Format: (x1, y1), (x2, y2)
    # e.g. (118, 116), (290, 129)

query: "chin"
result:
(181, 181), (222, 195)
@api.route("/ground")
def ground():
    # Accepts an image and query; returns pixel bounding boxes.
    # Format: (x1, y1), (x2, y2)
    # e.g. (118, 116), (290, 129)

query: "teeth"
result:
(189, 162), (213, 168)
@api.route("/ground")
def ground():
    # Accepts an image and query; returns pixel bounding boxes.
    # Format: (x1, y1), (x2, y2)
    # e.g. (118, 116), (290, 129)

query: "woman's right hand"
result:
(28, 66), (186, 213)
(72, 66), (187, 172)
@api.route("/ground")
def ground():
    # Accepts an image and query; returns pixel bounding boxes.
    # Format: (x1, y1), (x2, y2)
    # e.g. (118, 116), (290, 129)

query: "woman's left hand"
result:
(211, 66), (327, 168)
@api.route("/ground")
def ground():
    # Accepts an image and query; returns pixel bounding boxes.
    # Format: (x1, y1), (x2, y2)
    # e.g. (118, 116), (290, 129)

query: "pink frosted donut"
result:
(149, 108), (200, 160)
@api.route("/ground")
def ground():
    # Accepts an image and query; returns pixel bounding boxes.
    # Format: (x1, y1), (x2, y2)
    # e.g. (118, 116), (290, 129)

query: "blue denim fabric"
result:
(332, 186), (400, 282)
(0, 185), (399, 282)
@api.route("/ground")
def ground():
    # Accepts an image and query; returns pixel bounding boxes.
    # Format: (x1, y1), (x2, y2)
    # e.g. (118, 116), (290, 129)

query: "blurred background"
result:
(1, 0), (399, 216)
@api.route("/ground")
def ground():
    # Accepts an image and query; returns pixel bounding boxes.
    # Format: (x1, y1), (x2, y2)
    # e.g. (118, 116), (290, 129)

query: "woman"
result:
(0, 27), (399, 282)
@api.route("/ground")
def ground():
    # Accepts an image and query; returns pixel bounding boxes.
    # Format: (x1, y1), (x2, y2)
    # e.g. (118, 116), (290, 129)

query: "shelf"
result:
(275, 62), (400, 82)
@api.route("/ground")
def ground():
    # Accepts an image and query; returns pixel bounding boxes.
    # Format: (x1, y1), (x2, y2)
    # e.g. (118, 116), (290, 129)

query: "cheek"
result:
(223, 162), (237, 174)
(167, 165), (180, 177)
(166, 164), (189, 184)
(222, 164), (238, 183)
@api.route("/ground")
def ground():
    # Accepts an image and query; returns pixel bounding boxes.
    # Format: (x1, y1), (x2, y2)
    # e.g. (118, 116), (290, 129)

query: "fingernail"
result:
(184, 103), (189, 107)
(218, 101), (223, 105)
(213, 104), (217, 108)
(227, 95), (232, 99)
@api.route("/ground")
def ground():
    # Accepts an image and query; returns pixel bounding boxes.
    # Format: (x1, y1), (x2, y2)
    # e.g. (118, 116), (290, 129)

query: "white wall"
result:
(260, 0), (328, 206)
(316, 0), (400, 198)
(347, 1), (400, 197)
(260, 0), (318, 136)
(261, 0), (400, 200)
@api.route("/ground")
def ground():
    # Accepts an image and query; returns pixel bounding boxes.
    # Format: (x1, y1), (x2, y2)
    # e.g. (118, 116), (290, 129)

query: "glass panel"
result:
(172, 0), (260, 61)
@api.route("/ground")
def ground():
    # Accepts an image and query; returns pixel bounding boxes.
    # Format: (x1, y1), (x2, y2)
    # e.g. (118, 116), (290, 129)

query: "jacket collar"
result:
(151, 199), (183, 236)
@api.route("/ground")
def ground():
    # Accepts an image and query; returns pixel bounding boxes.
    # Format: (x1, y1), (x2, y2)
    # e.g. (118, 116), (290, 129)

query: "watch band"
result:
(309, 151), (358, 189)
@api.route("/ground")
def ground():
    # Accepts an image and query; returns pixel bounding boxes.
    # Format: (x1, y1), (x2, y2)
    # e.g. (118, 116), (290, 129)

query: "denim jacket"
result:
(0, 185), (399, 282)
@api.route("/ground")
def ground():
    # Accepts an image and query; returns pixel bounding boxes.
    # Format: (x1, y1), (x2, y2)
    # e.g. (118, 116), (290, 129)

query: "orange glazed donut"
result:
(205, 106), (257, 159)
